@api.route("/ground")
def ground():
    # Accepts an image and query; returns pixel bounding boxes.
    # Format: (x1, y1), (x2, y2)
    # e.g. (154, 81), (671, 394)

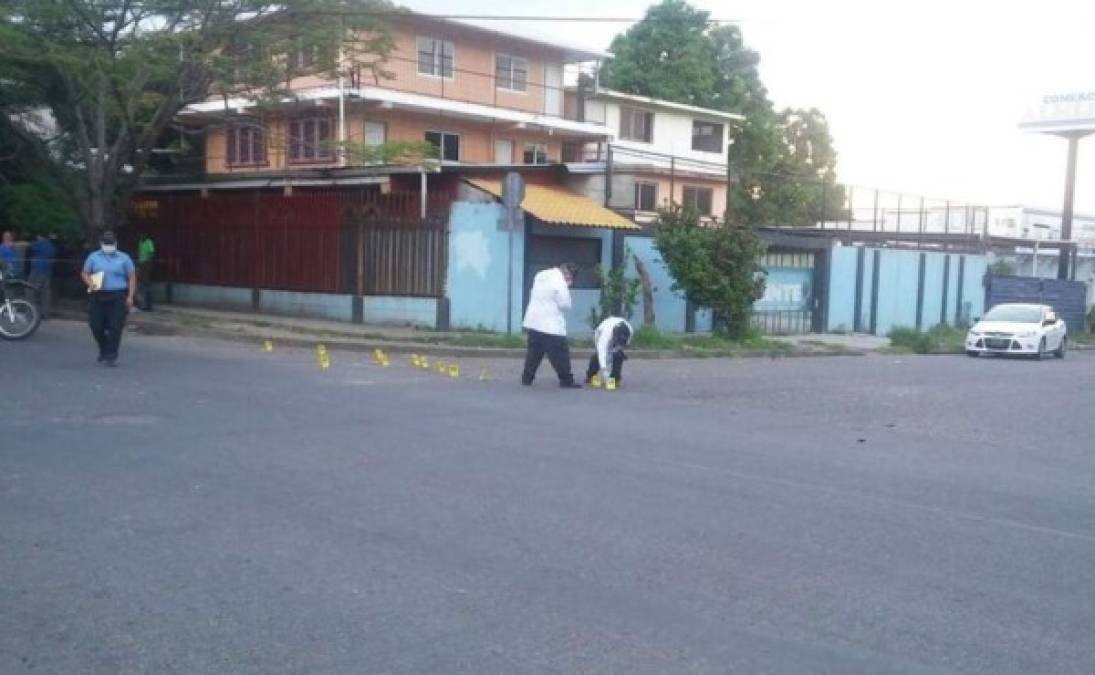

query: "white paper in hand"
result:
(88, 271), (104, 293)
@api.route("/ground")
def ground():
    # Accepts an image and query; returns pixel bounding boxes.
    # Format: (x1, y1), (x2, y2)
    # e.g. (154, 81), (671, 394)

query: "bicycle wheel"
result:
(0, 299), (41, 340)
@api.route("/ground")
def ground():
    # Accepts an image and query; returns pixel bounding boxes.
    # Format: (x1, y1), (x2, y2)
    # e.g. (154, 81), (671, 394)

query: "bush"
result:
(888, 324), (967, 353)
(653, 207), (767, 338)
(630, 326), (677, 349)
(588, 256), (641, 329)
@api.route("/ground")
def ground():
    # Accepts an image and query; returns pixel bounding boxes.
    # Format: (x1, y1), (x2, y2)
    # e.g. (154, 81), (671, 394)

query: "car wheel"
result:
(1054, 336), (1067, 359)
(966, 350), (979, 357)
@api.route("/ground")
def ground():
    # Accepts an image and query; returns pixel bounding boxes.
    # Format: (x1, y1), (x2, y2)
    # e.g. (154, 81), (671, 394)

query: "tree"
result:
(653, 208), (767, 337)
(600, 0), (842, 227)
(0, 0), (396, 237)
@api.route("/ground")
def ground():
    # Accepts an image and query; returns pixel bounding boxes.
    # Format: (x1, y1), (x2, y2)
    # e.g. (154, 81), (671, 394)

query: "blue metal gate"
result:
(984, 275), (1088, 332)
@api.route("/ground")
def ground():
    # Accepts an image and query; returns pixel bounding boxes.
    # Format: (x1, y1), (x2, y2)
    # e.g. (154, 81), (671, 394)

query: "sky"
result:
(401, 0), (1095, 213)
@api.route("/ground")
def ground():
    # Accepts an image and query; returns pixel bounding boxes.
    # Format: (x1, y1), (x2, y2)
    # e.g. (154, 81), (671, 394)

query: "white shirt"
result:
(594, 316), (633, 372)
(522, 267), (572, 336)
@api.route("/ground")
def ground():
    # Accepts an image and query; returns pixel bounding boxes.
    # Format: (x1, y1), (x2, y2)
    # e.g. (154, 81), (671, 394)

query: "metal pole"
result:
(604, 144), (613, 208)
(669, 156), (676, 209)
(896, 195), (902, 233)
(1057, 133), (1082, 279)
(944, 200), (951, 234)
(506, 224), (513, 334)
(872, 189), (879, 232)
(847, 186), (854, 230)
(420, 170), (427, 220)
(917, 196), (925, 248)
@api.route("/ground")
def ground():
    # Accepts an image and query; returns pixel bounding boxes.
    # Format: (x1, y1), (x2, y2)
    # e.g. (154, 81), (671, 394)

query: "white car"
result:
(965, 303), (1067, 358)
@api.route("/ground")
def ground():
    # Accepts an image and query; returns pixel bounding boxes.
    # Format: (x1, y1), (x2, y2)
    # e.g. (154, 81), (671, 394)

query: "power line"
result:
(280, 10), (744, 24)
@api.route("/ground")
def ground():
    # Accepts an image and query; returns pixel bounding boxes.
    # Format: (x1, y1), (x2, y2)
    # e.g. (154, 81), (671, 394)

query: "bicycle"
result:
(0, 268), (41, 340)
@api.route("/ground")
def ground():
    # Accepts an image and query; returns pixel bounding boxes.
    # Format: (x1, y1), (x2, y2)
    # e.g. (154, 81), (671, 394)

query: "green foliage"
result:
(629, 326), (789, 354)
(989, 259), (1017, 276)
(1087, 306), (1095, 333)
(0, 0), (396, 235)
(0, 181), (78, 238)
(888, 324), (967, 354)
(652, 207), (767, 338)
(600, 0), (841, 226)
(588, 254), (642, 329)
(340, 140), (439, 166)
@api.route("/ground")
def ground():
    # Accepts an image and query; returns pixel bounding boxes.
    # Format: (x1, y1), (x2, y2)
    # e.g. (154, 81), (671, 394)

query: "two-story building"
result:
(135, 11), (743, 333)
(564, 88), (740, 223)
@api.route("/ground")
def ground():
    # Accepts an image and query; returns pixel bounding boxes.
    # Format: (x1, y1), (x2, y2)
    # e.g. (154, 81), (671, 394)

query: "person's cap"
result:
(100, 230), (117, 245)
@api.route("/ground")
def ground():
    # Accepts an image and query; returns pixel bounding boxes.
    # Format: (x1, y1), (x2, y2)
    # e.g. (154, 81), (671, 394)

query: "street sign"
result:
(1020, 90), (1095, 134)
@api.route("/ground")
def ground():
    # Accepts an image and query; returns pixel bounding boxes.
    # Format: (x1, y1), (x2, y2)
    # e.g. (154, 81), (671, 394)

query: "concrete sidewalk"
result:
(52, 300), (873, 358)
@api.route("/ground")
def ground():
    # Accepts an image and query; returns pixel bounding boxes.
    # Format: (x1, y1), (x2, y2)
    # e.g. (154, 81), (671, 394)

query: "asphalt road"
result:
(3, 321), (1095, 674)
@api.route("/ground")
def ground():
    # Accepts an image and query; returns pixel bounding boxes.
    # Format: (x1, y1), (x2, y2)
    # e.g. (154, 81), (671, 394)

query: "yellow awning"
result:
(465, 178), (639, 230)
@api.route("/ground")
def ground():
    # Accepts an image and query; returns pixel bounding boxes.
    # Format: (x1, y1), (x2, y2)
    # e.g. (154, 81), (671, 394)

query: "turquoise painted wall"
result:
(827, 247), (858, 332)
(827, 247), (988, 334)
(364, 296), (437, 327)
(624, 235), (688, 333)
(447, 202), (524, 333)
(920, 255), (944, 329)
(261, 290), (353, 322)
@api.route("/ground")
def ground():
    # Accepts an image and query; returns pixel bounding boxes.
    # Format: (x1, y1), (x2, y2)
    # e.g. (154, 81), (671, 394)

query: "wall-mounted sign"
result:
(1020, 90), (1095, 133)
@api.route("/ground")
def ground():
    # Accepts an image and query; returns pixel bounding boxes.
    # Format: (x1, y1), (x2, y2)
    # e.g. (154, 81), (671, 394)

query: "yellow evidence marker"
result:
(605, 377), (617, 391)
(419, 357), (430, 370)
(410, 354), (421, 367)
(448, 364), (459, 378)
(318, 354), (331, 370)
(261, 340), (274, 352)
(590, 374), (602, 388)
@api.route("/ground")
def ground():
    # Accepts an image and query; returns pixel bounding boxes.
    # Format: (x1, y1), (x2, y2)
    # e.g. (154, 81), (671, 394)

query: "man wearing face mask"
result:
(80, 230), (136, 366)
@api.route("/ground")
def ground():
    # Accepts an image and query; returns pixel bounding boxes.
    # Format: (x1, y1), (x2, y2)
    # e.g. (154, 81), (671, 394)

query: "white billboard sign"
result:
(1020, 91), (1095, 133)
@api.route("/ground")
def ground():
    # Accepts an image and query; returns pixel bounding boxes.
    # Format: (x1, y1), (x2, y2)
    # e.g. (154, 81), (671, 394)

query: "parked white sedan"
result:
(966, 303), (1067, 358)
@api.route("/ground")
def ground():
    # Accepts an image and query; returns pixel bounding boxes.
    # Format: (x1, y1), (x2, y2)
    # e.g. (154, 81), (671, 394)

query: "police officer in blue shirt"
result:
(81, 231), (136, 366)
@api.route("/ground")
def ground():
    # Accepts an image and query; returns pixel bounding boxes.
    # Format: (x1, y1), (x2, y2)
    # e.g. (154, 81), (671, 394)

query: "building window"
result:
(619, 106), (654, 143)
(522, 143), (548, 164)
(287, 117), (334, 163)
(425, 131), (460, 162)
(634, 182), (658, 211)
(527, 235), (602, 289)
(417, 37), (454, 79)
(364, 121), (387, 147)
(692, 120), (724, 153)
(495, 53), (528, 92)
(226, 123), (266, 167)
(682, 186), (714, 216)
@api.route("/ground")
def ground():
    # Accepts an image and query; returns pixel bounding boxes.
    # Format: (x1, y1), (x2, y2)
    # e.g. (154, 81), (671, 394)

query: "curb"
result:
(50, 312), (866, 360)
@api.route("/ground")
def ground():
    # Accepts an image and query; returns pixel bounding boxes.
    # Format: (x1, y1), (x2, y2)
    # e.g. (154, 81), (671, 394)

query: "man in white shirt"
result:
(521, 263), (581, 388)
(585, 316), (633, 386)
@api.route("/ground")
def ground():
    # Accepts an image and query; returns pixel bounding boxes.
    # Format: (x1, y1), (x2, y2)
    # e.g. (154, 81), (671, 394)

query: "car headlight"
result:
(968, 331), (982, 338)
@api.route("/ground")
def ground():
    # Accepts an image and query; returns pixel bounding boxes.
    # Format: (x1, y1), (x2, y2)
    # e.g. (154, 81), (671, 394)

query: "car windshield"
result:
(983, 305), (1043, 323)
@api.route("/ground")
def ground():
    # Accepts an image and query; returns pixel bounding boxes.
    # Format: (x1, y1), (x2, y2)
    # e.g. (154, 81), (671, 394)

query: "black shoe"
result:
(521, 377), (534, 386)
(559, 381), (582, 389)
(97, 355), (106, 364)
(103, 357), (117, 367)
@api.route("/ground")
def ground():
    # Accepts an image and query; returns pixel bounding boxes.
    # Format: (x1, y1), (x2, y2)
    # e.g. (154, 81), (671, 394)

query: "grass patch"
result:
(630, 326), (790, 355)
(887, 324), (967, 354)
(1070, 331), (1095, 345)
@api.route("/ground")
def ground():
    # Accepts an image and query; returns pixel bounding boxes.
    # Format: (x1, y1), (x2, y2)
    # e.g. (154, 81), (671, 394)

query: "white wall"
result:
(583, 99), (729, 168)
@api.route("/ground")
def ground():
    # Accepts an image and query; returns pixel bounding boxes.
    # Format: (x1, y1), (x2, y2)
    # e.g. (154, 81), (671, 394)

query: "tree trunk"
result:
(633, 253), (656, 328)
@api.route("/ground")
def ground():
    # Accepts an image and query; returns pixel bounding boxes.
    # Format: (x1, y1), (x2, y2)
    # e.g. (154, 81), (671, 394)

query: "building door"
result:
(544, 63), (563, 116)
(494, 139), (513, 164)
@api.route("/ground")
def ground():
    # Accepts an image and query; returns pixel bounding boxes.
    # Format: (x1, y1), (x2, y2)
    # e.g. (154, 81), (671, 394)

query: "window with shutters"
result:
(522, 143), (548, 165)
(634, 182), (658, 211)
(691, 120), (724, 153)
(225, 123), (266, 167)
(682, 186), (714, 216)
(287, 117), (334, 163)
(424, 131), (460, 162)
(619, 106), (654, 143)
(417, 37), (454, 79)
(495, 53), (529, 92)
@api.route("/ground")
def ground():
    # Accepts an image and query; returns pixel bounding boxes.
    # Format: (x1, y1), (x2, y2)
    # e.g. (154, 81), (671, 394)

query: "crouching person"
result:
(586, 316), (633, 386)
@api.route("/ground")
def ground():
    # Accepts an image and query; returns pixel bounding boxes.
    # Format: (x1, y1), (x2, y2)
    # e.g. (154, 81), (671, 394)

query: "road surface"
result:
(3, 321), (1095, 673)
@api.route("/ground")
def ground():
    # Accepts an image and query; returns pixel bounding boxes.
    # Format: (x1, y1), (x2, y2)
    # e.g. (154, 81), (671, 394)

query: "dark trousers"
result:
(586, 350), (625, 382)
(137, 262), (153, 310)
(89, 291), (128, 360)
(522, 329), (575, 385)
